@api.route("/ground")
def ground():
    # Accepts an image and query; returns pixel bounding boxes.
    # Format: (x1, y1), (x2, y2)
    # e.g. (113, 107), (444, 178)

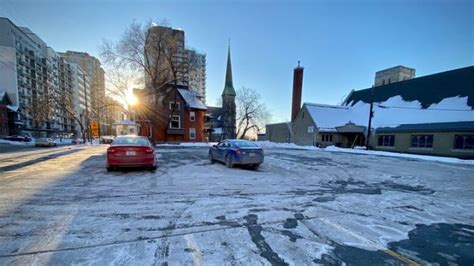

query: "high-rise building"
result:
(0, 18), (77, 136)
(144, 25), (206, 101)
(0, 17), (96, 137)
(59, 51), (105, 119)
(374, 65), (416, 86)
(186, 49), (206, 103)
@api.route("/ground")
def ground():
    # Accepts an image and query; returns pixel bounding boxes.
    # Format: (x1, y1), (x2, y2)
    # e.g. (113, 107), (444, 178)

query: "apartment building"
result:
(186, 49), (206, 103)
(0, 17), (94, 137)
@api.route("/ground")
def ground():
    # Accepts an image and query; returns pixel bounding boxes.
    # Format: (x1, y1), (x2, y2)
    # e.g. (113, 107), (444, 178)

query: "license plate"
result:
(249, 152), (255, 157)
(126, 151), (136, 156)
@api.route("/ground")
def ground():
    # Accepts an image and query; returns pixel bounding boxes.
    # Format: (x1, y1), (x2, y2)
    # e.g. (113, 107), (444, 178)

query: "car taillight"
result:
(107, 148), (116, 153)
(234, 148), (241, 154)
(145, 147), (154, 153)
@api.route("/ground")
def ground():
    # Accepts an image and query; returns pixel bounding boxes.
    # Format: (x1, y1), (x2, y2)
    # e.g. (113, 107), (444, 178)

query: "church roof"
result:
(343, 66), (474, 109)
(222, 45), (236, 97)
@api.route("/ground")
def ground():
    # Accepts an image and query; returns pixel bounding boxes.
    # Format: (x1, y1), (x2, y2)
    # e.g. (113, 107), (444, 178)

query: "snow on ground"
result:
(256, 141), (474, 165)
(156, 142), (214, 147)
(0, 139), (34, 146)
(0, 145), (473, 264)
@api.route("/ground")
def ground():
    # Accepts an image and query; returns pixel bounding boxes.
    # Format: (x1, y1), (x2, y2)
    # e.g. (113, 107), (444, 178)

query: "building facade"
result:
(374, 65), (416, 87)
(0, 18), (80, 137)
(59, 51), (105, 124)
(375, 122), (474, 159)
(186, 49), (206, 103)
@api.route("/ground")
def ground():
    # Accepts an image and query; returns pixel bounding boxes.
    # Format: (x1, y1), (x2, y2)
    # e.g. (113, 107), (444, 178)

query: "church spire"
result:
(222, 42), (236, 96)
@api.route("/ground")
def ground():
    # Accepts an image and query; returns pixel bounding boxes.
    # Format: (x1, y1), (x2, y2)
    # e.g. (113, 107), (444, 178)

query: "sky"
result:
(0, 0), (472, 122)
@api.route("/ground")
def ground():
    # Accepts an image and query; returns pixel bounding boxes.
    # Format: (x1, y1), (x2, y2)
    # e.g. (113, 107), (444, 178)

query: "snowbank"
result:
(0, 139), (35, 146)
(255, 141), (320, 150)
(324, 145), (474, 165)
(156, 142), (212, 147)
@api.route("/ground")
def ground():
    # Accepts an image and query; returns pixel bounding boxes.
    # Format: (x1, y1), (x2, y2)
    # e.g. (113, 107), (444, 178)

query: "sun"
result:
(127, 93), (138, 106)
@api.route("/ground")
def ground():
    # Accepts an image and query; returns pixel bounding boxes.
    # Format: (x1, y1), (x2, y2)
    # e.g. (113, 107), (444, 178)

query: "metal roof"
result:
(376, 121), (474, 133)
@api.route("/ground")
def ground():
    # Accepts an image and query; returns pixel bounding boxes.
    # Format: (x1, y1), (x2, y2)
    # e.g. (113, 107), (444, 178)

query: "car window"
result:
(113, 137), (149, 146)
(233, 141), (258, 148)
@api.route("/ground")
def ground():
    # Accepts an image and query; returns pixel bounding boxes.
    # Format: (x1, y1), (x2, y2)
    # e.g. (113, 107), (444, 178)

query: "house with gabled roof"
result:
(266, 65), (474, 157)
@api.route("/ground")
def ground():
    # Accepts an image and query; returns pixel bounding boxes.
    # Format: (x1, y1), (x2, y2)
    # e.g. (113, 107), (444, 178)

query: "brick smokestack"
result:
(291, 61), (304, 122)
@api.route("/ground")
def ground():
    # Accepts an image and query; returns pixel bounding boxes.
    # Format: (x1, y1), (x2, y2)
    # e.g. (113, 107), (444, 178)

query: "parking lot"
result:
(0, 145), (473, 265)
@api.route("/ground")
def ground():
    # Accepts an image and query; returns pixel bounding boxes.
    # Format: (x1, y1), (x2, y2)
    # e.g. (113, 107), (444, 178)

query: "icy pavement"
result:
(0, 145), (473, 265)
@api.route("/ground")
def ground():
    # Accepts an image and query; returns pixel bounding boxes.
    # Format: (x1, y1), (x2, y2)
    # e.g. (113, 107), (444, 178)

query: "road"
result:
(0, 145), (473, 265)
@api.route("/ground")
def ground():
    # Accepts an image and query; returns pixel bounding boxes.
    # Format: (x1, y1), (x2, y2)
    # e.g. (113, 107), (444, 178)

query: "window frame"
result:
(169, 115), (181, 129)
(410, 135), (434, 148)
(189, 128), (196, 139)
(169, 101), (181, 111)
(454, 135), (474, 150)
(378, 135), (395, 147)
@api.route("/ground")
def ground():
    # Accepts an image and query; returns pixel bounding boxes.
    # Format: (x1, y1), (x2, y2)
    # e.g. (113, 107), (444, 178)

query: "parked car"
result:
(4, 135), (32, 142)
(106, 135), (157, 172)
(101, 135), (114, 144)
(35, 138), (57, 147)
(209, 139), (264, 169)
(73, 138), (84, 144)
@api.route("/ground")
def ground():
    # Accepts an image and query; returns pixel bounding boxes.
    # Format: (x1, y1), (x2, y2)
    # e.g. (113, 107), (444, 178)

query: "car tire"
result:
(251, 164), (260, 170)
(209, 152), (215, 164)
(106, 167), (113, 172)
(225, 155), (233, 168)
(150, 165), (157, 172)
(35, 144), (38, 147)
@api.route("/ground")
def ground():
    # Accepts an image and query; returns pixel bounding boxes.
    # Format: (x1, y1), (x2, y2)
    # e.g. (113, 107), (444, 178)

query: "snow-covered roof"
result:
(114, 119), (137, 126)
(212, 128), (223, 134)
(178, 89), (207, 110)
(305, 95), (474, 130)
(7, 105), (18, 112)
(304, 103), (368, 130)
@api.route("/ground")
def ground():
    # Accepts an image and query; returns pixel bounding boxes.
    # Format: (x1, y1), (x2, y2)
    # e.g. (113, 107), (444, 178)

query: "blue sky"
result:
(1, 0), (472, 121)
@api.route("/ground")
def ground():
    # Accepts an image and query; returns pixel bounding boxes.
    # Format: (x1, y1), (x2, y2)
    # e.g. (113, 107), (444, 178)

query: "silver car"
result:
(35, 138), (57, 147)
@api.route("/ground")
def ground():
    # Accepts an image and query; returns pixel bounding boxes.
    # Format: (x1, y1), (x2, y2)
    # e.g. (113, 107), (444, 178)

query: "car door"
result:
(216, 141), (227, 161)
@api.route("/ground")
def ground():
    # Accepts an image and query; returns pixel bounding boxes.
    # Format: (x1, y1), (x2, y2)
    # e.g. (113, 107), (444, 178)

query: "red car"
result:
(106, 135), (157, 172)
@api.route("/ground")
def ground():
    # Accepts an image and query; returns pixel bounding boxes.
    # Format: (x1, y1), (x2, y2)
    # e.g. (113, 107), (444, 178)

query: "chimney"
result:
(291, 61), (304, 122)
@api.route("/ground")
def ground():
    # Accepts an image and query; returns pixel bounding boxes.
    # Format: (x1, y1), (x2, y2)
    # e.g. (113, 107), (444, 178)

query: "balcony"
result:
(167, 128), (184, 135)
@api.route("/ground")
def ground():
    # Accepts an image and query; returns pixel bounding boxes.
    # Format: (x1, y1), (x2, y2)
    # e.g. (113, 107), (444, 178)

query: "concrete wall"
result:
(266, 123), (291, 143)
(375, 131), (474, 159)
(292, 106), (317, 146)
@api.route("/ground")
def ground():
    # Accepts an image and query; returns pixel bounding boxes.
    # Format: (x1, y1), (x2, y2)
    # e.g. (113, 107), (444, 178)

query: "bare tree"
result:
(101, 20), (195, 141)
(235, 87), (271, 139)
(24, 93), (53, 137)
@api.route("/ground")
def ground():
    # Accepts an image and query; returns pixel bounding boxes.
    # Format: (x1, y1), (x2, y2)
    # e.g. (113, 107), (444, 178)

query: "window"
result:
(189, 128), (196, 139)
(190, 111), (195, 121)
(169, 101), (180, 110)
(388, 78), (391, 84)
(454, 135), (474, 150)
(378, 135), (395, 147)
(170, 115), (181, 129)
(302, 112), (305, 118)
(307, 126), (314, 133)
(411, 135), (433, 148)
(321, 134), (333, 142)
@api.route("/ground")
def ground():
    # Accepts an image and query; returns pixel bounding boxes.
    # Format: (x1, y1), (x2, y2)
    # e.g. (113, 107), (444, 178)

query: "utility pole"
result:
(366, 86), (375, 150)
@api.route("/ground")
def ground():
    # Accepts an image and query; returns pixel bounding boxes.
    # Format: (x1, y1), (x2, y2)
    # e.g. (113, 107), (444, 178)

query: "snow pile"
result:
(156, 142), (212, 147)
(0, 139), (35, 146)
(306, 96), (473, 130)
(255, 141), (320, 150)
(325, 145), (474, 165)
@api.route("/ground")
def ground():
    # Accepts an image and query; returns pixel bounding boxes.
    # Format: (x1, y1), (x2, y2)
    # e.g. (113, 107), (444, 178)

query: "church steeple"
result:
(222, 43), (236, 96)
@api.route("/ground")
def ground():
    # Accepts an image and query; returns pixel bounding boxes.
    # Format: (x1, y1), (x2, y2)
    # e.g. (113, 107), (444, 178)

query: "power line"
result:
(376, 104), (473, 112)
